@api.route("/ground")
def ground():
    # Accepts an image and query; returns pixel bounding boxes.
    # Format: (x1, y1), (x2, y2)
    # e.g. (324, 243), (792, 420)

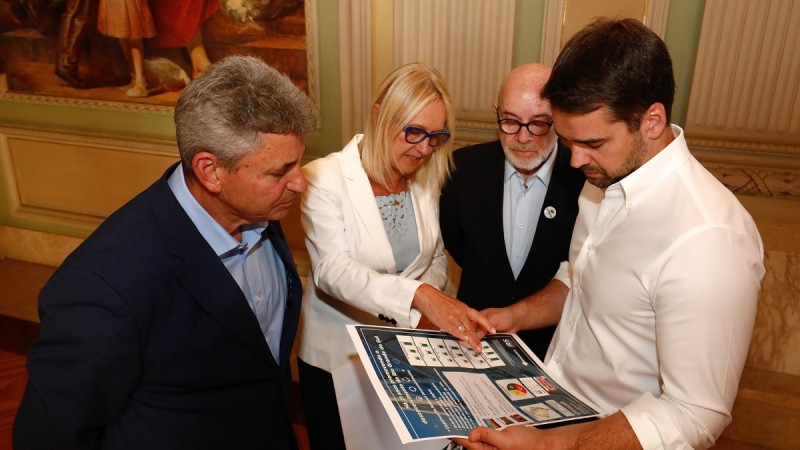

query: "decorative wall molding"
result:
(0, 75), (172, 114)
(689, 138), (800, 163)
(703, 164), (800, 201)
(689, 136), (800, 202)
(0, 126), (178, 231)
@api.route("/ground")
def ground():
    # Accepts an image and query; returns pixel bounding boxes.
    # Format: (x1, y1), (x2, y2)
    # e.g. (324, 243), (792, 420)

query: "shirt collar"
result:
(167, 164), (268, 257)
(502, 139), (558, 187)
(616, 125), (690, 208)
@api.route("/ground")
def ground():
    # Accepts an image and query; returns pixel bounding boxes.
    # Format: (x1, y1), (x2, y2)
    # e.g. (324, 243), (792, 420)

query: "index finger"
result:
(467, 308), (496, 334)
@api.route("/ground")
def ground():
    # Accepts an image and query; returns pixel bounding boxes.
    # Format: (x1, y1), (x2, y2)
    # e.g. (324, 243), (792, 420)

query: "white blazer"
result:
(297, 135), (448, 373)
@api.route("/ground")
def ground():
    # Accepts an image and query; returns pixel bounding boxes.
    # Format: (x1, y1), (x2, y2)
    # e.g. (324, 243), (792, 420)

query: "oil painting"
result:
(0, 0), (308, 108)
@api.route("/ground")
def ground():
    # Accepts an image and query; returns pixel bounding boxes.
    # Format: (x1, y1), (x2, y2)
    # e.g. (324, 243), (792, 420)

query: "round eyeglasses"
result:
(497, 118), (553, 136)
(403, 125), (451, 148)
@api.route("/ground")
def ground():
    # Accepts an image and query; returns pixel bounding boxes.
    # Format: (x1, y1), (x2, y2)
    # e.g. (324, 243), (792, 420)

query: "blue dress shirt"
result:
(502, 143), (557, 279)
(168, 165), (286, 361)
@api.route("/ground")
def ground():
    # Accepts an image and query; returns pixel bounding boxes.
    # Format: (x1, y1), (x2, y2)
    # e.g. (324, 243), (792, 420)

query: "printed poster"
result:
(347, 325), (599, 443)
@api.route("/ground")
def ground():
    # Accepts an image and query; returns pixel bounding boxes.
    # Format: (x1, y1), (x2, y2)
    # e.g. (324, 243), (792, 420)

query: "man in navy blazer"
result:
(13, 56), (317, 449)
(440, 64), (584, 359)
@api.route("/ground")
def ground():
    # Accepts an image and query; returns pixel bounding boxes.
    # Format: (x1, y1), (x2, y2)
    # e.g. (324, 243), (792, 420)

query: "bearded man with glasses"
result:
(440, 63), (585, 360)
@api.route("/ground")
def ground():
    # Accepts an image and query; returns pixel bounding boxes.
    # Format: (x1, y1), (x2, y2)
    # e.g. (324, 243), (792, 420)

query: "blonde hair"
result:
(360, 62), (455, 197)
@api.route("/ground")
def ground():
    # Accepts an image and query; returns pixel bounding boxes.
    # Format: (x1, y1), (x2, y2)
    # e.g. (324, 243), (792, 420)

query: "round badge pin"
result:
(544, 206), (557, 219)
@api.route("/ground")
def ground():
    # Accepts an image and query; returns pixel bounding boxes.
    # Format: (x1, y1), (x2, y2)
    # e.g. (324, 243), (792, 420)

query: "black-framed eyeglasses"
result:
(497, 118), (553, 136)
(403, 125), (451, 147)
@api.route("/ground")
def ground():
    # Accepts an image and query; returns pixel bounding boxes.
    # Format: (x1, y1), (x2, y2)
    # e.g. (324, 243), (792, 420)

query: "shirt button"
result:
(556, 357), (562, 364)
(569, 319), (574, 327)
(587, 244), (594, 251)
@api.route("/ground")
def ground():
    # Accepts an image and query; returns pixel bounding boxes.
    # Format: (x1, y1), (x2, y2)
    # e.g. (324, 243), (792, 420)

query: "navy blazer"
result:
(14, 164), (302, 450)
(440, 140), (584, 359)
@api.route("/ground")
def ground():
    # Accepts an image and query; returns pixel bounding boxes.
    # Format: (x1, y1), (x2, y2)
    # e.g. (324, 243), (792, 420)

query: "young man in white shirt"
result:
(456, 18), (765, 450)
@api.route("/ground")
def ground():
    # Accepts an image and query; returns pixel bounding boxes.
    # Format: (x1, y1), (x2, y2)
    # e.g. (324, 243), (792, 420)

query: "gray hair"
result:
(174, 55), (317, 175)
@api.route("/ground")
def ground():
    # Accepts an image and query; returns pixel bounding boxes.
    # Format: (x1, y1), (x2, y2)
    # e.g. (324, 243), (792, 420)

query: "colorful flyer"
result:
(347, 325), (599, 443)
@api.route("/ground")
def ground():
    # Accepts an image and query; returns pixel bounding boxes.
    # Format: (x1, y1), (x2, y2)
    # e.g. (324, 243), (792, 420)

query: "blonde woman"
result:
(297, 62), (493, 449)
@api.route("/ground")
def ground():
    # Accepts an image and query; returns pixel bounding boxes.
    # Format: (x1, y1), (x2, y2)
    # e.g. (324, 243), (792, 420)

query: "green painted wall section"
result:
(0, 100), (176, 142)
(664, 0), (705, 127)
(303, 0), (343, 157)
(512, 0), (546, 66)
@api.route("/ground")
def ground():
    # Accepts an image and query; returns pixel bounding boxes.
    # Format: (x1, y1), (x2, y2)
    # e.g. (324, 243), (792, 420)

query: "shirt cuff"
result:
(409, 307), (422, 328)
(553, 260), (571, 287)
(620, 392), (688, 450)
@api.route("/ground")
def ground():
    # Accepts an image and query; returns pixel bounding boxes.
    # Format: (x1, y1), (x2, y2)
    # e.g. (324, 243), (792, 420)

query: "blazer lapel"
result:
(519, 144), (581, 279)
(178, 256), (274, 363)
(265, 222), (302, 368)
(152, 175), (274, 364)
(341, 142), (397, 273)
(480, 146), (516, 282)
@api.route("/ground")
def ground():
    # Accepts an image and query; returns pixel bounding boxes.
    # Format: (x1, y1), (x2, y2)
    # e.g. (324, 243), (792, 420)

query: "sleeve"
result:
(621, 227), (764, 449)
(418, 235), (448, 290)
(13, 267), (143, 450)
(553, 260), (571, 288)
(301, 162), (425, 328)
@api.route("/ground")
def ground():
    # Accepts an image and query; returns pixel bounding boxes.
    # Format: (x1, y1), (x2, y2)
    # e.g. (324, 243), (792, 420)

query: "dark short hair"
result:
(174, 55), (317, 175)
(541, 18), (675, 132)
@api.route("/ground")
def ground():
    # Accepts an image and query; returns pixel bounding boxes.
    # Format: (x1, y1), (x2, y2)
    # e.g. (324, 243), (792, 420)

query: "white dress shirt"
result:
(547, 126), (765, 449)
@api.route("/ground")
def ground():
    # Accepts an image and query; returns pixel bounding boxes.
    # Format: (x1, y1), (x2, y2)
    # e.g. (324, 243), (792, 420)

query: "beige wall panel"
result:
(562, 0), (648, 43)
(541, 0), (669, 67)
(9, 139), (176, 218)
(686, 0), (800, 146)
(339, 0), (373, 143)
(393, 0), (516, 145)
(1, 127), (177, 227)
(0, 226), (83, 266)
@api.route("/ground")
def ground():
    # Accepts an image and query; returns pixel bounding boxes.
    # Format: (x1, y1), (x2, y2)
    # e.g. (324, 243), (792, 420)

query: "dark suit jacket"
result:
(440, 140), (585, 359)
(13, 164), (302, 450)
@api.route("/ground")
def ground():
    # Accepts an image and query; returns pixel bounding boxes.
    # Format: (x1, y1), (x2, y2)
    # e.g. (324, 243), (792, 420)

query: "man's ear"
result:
(642, 103), (668, 139)
(191, 152), (223, 194)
